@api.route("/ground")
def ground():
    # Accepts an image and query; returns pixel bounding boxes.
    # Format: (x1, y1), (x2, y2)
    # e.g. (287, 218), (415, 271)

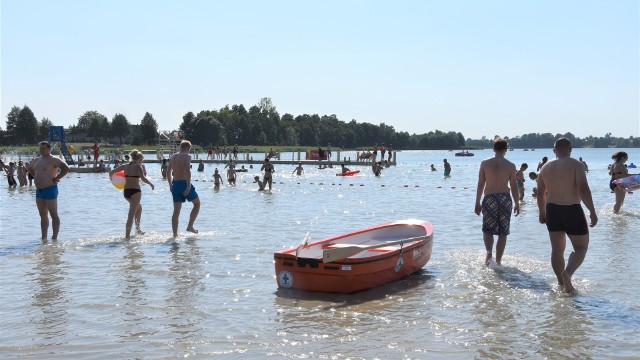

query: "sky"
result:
(1, 0), (638, 139)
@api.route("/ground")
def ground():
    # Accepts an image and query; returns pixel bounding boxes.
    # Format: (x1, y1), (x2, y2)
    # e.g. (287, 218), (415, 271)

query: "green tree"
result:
(38, 117), (53, 139)
(110, 113), (131, 144)
(6, 105), (38, 144)
(139, 112), (158, 145)
(5, 106), (21, 137)
(77, 111), (109, 140)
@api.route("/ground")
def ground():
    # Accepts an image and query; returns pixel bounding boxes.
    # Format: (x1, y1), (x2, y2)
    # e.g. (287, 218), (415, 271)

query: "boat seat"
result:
(324, 242), (396, 249)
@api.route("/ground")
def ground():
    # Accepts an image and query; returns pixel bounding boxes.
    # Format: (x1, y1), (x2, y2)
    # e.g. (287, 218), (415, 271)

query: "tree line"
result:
(2, 105), (158, 145)
(466, 132), (639, 149)
(3, 98), (639, 149)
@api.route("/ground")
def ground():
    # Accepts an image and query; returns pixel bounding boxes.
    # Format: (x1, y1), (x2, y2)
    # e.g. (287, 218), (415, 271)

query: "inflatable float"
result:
(110, 170), (125, 190)
(613, 174), (640, 192)
(336, 170), (360, 177)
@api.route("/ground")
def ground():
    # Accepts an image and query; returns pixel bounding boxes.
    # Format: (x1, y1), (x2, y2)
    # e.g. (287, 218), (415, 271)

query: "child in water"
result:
(528, 171), (538, 197)
(253, 176), (265, 191)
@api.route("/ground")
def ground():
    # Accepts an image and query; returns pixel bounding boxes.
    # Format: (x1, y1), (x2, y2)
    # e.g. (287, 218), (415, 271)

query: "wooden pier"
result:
(67, 150), (397, 172)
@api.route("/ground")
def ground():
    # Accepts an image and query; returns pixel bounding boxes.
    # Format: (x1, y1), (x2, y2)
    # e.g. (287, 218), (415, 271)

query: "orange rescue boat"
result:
(274, 219), (433, 293)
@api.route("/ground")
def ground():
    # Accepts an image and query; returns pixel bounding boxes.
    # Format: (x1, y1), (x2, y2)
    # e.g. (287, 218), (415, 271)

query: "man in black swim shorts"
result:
(537, 138), (598, 294)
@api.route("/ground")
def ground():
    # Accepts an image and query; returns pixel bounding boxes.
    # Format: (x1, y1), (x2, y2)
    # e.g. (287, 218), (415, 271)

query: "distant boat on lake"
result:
(455, 151), (474, 157)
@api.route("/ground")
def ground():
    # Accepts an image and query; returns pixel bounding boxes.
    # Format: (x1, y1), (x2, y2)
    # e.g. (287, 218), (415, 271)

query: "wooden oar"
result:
(295, 231), (310, 258)
(322, 235), (427, 263)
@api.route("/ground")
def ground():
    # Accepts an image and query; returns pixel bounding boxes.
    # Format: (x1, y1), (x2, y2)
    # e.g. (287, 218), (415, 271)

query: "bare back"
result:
(478, 156), (516, 195)
(538, 157), (585, 205)
(169, 151), (192, 181)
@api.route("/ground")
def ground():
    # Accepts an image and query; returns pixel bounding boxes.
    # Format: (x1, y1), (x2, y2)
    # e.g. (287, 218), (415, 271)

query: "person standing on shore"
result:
(609, 151), (629, 214)
(474, 138), (519, 266)
(167, 140), (200, 237)
(537, 138), (597, 293)
(28, 141), (70, 240)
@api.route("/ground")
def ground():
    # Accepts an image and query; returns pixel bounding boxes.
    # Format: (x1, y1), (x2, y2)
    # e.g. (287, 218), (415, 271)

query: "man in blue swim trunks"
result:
(28, 141), (70, 240)
(167, 140), (200, 238)
(474, 138), (519, 266)
(537, 138), (597, 294)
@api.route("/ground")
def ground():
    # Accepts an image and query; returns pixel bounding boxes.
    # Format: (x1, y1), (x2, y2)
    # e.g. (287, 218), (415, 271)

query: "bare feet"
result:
(561, 271), (574, 293)
(186, 227), (199, 234)
(485, 253), (492, 266)
(137, 229), (145, 235)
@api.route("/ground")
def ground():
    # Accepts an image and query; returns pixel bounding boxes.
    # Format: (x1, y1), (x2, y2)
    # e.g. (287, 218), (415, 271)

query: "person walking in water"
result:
(167, 140), (200, 237)
(537, 156), (548, 172)
(292, 162), (304, 176)
(515, 163), (528, 201)
(443, 159), (451, 177)
(261, 158), (275, 190)
(109, 149), (155, 239)
(212, 168), (223, 187)
(28, 141), (70, 240)
(537, 138), (597, 294)
(609, 151), (629, 214)
(474, 138), (520, 266)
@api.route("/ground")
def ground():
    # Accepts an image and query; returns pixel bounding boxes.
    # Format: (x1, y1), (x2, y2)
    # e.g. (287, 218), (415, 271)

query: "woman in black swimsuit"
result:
(609, 151), (629, 213)
(260, 158), (275, 191)
(109, 149), (155, 238)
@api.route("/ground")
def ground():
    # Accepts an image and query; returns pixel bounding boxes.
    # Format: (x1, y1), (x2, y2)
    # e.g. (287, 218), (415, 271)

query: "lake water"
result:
(1, 148), (639, 359)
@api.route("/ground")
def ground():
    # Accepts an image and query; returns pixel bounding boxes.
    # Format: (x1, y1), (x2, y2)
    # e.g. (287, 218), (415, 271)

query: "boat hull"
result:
(274, 220), (433, 293)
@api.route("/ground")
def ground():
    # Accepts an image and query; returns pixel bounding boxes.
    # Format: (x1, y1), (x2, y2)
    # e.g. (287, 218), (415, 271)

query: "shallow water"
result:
(1, 149), (639, 359)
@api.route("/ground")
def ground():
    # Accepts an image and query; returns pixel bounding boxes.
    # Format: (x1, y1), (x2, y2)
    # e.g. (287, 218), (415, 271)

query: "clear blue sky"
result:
(2, 0), (638, 139)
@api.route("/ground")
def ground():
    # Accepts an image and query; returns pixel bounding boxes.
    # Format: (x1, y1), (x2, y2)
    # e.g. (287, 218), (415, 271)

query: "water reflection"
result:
(165, 238), (206, 343)
(116, 242), (154, 339)
(30, 242), (68, 345)
(536, 296), (596, 359)
(273, 270), (435, 328)
(271, 270), (436, 358)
